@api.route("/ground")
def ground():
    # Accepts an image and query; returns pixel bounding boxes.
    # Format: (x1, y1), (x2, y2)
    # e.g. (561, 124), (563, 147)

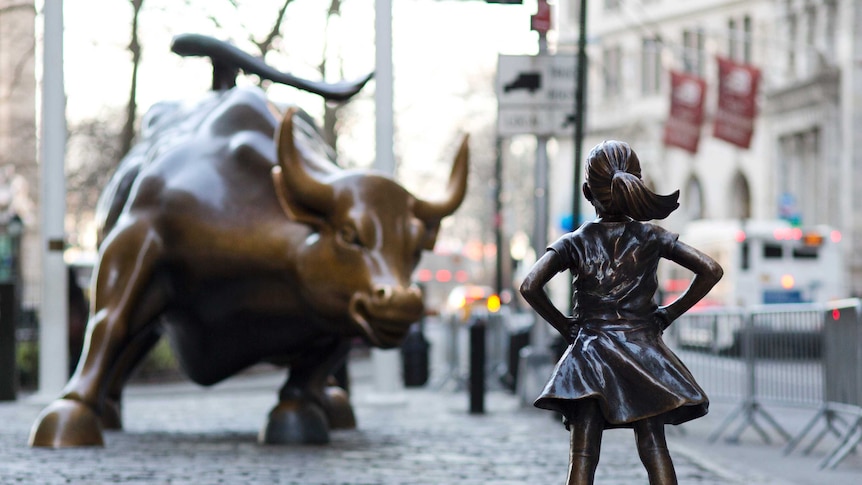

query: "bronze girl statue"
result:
(520, 141), (723, 485)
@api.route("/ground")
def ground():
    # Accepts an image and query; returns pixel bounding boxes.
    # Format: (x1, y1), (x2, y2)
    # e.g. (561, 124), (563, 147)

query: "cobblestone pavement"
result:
(0, 356), (858, 484)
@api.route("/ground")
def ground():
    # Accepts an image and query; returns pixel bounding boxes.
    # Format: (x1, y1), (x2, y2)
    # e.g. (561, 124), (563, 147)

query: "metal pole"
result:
(38, 0), (69, 399)
(518, 17), (555, 406)
(374, 0), (395, 175)
(493, 136), (504, 298)
(572, 0), (587, 233)
(370, 0), (404, 401)
(570, 0), (588, 305)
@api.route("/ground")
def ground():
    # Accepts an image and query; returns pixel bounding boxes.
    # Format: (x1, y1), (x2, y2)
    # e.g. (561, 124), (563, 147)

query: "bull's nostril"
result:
(374, 285), (393, 302)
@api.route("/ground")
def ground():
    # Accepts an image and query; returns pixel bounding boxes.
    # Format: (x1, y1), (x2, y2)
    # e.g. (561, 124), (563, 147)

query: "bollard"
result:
(0, 283), (16, 401)
(469, 317), (486, 414)
(401, 322), (430, 387)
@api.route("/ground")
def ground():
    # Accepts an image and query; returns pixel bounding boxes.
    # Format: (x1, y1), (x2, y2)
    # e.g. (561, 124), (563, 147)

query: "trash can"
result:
(401, 322), (430, 387)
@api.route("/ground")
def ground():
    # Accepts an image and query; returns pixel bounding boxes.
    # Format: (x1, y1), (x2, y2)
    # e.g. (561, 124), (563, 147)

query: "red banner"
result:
(713, 56), (761, 149)
(663, 71), (707, 154)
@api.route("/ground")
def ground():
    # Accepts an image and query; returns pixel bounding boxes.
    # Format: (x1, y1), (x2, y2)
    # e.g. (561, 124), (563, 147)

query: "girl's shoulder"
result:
(636, 221), (680, 248)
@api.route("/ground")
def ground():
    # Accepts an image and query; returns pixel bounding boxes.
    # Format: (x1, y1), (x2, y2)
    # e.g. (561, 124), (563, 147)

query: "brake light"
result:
(831, 230), (842, 243)
(416, 268), (432, 282)
(774, 228), (803, 240)
(436, 269), (452, 283)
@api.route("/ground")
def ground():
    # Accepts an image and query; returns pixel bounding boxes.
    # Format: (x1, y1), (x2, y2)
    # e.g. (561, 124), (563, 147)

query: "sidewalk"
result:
(1, 354), (858, 484)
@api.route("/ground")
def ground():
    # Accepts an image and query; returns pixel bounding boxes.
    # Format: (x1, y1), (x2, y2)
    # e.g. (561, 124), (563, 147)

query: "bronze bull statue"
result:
(29, 35), (468, 447)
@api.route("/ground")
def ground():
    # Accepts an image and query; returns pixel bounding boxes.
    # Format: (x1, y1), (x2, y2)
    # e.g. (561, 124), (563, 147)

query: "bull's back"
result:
(94, 88), (284, 243)
(95, 87), (341, 245)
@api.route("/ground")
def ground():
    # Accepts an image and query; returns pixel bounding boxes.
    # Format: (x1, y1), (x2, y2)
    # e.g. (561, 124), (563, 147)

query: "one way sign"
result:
(496, 54), (576, 137)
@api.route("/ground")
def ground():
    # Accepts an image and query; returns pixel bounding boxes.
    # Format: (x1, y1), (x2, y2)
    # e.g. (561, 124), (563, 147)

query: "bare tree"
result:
(119, 0), (144, 158)
(66, 110), (127, 248)
(0, 0), (38, 217)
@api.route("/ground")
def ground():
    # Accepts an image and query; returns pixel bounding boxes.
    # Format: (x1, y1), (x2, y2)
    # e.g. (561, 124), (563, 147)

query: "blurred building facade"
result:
(0, 0), (39, 308)
(548, 0), (862, 295)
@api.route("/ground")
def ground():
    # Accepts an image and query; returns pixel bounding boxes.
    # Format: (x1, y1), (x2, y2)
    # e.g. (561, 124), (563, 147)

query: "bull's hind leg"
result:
(259, 337), (354, 445)
(29, 223), (166, 447)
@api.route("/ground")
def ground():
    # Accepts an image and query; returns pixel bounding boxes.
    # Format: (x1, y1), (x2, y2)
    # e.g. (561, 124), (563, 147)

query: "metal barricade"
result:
(671, 304), (825, 445)
(431, 308), (512, 392)
(783, 299), (862, 469)
(667, 308), (748, 402)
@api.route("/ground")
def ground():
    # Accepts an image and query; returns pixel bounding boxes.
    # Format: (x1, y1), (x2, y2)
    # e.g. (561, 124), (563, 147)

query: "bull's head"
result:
(272, 109), (468, 348)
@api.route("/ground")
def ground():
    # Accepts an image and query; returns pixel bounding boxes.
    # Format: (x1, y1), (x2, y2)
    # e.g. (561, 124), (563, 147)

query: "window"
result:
(742, 15), (752, 63)
(682, 28), (705, 75)
(792, 246), (819, 259)
(763, 244), (783, 259)
(728, 19), (738, 60)
(641, 36), (662, 95)
(787, 13), (797, 75)
(603, 45), (622, 98)
(824, 1), (837, 63)
(728, 16), (753, 63)
(805, 6), (817, 75)
(778, 129), (821, 226)
(729, 172), (752, 220)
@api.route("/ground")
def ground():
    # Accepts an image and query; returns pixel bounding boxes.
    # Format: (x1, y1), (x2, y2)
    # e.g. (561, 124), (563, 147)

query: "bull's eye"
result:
(338, 224), (364, 249)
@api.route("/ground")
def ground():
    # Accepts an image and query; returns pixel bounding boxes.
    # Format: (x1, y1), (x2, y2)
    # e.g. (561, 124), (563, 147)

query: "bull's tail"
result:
(171, 33), (373, 102)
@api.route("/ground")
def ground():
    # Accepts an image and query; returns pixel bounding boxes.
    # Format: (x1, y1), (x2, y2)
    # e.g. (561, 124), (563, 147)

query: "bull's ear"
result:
(271, 166), (327, 228)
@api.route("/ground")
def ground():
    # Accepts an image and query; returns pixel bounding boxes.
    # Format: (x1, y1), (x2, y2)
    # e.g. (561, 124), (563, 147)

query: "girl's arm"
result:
(659, 240), (724, 326)
(520, 250), (577, 343)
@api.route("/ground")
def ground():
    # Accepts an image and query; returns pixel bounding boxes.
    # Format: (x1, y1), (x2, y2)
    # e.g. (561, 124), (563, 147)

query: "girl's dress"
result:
(534, 220), (708, 429)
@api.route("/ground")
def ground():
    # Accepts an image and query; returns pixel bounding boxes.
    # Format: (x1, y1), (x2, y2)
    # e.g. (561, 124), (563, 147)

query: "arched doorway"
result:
(684, 175), (704, 220)
(729, 171), (752, 219)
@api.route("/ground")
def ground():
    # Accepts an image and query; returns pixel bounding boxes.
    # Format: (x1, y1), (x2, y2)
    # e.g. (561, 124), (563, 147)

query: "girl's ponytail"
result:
(610, 171), (679, 221)
(586, 140), (680, 221)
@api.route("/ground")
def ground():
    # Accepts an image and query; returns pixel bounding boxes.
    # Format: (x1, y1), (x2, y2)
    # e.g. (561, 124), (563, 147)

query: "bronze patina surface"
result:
(29, 35), (468, 448)
(520, 141), (722, 484)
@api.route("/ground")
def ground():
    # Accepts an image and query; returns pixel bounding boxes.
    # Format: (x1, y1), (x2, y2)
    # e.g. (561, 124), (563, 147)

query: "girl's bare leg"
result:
(566, 400), (604, 485)
(633, 416), (678, 485)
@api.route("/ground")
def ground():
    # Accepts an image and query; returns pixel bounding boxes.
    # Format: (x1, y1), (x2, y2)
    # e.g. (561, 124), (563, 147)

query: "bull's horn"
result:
(413, 134), (469, 221)
(276, 108), (335, 215)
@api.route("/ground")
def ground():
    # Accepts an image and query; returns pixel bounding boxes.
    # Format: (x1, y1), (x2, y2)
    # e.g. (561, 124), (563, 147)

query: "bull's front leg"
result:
(259, 337), (354, 445)
(28, 223), (166, 447)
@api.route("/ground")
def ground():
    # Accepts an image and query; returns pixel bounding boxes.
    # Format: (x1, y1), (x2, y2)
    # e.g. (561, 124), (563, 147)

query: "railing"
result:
(430, 300), (862, 470)
(667, 300), (862, 469)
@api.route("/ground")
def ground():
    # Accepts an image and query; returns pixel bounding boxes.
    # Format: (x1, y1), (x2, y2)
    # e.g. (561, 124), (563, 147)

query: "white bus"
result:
(661, 220), (847, 352)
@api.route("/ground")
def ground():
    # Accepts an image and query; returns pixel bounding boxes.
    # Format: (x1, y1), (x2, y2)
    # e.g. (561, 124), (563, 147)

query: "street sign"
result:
(496, 54), (576, 136)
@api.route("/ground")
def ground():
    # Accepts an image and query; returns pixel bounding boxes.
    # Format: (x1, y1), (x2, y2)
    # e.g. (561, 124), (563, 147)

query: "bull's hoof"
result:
(258, 400), (330, 445)
(324, 386), (356, 430)
(28, 399), (105, 448)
